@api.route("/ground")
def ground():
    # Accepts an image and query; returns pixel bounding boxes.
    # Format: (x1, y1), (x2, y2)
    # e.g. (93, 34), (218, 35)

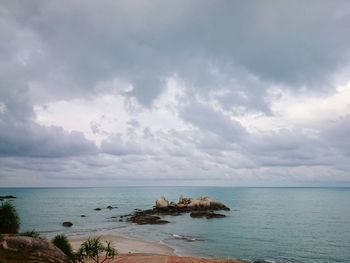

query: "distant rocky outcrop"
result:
(125, 195), (229, 225)
(0, 236), (69, 263)
(0, 195), (16, 200)
(154, 195), (230, 213)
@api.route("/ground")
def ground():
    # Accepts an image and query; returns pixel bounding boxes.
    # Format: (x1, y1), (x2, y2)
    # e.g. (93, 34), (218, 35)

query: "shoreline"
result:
(69, 234), (245, 263)
(1, 234), (245, 263)
(69, 234), (177, 256)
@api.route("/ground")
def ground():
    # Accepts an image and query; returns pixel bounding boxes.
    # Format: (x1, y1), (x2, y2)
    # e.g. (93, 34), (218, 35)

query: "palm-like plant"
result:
(75, 237), (116, 263)
(0, 201), (20, 234)
(52, 234), (74, 260)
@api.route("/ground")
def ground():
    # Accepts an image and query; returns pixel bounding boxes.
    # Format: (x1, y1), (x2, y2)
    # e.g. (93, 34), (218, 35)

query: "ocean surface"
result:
(0, 187), (349, 263)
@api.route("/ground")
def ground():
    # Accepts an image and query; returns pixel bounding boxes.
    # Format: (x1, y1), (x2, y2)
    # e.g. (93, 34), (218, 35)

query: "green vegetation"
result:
(19, 230), (40, 238)
(0, 202), (118, 263)
(75, 237), (117, 263)
(52, 234), (74, 261)
(0, 201), (20, 234)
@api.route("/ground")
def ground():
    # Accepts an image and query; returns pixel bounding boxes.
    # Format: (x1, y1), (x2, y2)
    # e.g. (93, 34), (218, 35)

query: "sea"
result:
(0, 187), (349, 263)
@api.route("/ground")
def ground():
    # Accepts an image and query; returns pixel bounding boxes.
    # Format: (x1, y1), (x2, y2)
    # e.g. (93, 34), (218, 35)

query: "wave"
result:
(172, 234), (204, 242)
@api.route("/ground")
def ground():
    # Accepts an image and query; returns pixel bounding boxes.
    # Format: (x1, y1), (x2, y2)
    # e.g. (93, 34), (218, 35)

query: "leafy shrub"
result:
(52, 234), (74, 260)
(0, 201), (20, 234)
(19, 230), (41, 238)
(75, 237), (117, 263)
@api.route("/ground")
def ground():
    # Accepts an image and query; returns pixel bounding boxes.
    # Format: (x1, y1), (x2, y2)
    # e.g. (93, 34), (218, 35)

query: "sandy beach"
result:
(69, 234), (244, 263)
(69, 234), (176, 256)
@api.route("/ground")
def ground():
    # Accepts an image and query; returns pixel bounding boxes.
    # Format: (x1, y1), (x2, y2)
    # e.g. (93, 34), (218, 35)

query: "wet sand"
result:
(69, 234), (245, 263)
(69, 234), (176, 256)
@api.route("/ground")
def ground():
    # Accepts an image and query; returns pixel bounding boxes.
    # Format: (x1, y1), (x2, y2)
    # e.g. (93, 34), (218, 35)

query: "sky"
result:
(1, 0), (350, 187)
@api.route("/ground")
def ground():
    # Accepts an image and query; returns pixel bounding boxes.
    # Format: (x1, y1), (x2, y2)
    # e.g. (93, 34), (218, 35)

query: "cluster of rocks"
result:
(61, 196), (229, 226)
(94, 205), (118, 211)
(62, 205), (117, 227)
(125, 195), (230, 225)
(157, 195), (230, 211)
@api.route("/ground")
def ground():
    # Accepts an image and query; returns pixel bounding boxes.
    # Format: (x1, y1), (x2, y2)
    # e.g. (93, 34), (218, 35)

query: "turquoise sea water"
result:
(0, 187), (349, 262)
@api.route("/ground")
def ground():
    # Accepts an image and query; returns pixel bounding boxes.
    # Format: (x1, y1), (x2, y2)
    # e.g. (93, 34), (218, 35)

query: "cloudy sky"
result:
(1, 0), (350, 187)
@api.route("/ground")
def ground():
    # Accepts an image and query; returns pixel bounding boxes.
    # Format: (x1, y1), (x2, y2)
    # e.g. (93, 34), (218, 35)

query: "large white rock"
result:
(188, 196), (226, 210)
(155, 196), (169, 208)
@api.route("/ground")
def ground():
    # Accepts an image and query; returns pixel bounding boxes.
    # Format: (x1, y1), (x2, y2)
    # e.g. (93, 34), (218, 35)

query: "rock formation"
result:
(128, 214), (170, 225)
(62, 221), (73, 227)
(190, 211), (226, 219)
(155, 196), (169, 208)
(125, 195), (229, 224)
(155, 195), (230, 212)
(0, 236), (69, 263)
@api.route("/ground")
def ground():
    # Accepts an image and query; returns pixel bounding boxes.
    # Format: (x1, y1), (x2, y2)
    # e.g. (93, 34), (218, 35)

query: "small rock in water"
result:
(80, 215), (86, 217)
(206, 213), (226, 219)
(62, 221), (73, 227)
(107, 205), (113, 209)
(128, 214), (170, 225)
(94, 208), (101, 211)
(190, 211), (208, 218)
(190, 211), (226, 219)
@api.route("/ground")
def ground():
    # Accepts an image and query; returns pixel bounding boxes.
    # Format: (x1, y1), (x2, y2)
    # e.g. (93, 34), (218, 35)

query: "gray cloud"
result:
(242, 129), (331, 167)
(0, 116), (97, 158)
(322, 115), (350, 155)
(2, 1), (349, 106)
(181, 103), (247, 142)
(1, 1), (350, 186)
(101, 139), (144, 156)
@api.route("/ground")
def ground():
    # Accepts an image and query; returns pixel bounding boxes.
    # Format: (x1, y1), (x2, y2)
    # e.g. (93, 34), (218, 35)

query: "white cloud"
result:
(273, 82), (350, 124)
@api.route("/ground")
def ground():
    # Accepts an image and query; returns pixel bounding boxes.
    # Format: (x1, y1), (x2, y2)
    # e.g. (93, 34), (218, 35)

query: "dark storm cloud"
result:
(2, 0), (349, 105)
